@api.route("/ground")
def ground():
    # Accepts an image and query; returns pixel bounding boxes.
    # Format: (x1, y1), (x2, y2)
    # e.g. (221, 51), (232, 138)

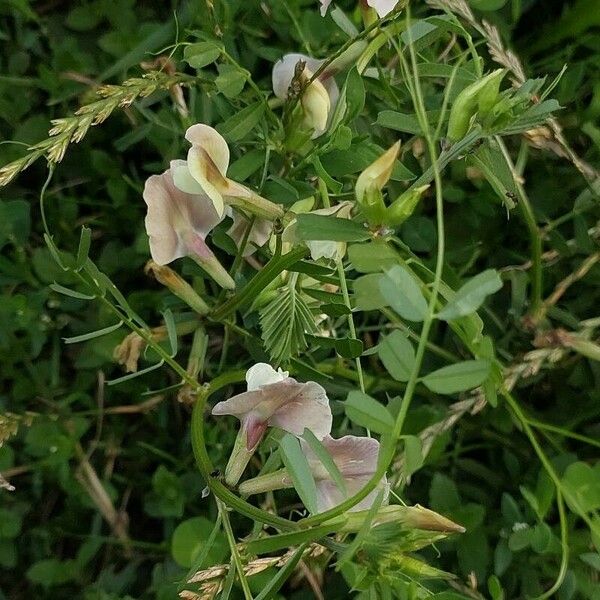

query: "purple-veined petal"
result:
(269, 381), (332, 440)
(315, 474), (389, 512)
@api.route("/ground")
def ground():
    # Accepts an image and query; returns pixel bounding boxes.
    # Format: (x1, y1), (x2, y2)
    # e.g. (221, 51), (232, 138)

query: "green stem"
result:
(495, 136), (543, 319)
(211, 247), (307, 321)
(217, 498), (254, 600)
(532, 490), (569, 600)
(336, 259), (365, 393)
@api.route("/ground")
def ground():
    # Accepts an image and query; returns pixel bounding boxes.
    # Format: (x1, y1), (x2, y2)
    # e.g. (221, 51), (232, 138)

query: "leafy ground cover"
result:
(1, 1), (599, 599)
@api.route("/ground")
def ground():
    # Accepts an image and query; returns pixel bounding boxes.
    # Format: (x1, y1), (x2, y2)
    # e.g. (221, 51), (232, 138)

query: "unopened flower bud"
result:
(145, 260), (211, 315)
(355, 142), (400, 205)
(447, 69), (505, 142)
(386, 184), (429, 226)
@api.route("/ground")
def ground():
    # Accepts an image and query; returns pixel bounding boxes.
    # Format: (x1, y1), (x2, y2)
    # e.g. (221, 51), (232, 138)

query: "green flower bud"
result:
(386, 184), (429, 226)
(446, 69), (505, 141)
(356, 141), (400, 225)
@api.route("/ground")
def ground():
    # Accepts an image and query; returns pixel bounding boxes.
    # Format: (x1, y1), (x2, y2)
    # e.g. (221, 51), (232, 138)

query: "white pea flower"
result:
(239, 434), (389, 514)
(272, 53), (339, 138)
(303, 435), (389, 513)
(355, 141), (400, 205)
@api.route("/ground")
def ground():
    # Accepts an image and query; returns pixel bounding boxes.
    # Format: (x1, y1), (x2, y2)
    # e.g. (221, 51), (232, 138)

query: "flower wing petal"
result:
(227, 214), (272, 257)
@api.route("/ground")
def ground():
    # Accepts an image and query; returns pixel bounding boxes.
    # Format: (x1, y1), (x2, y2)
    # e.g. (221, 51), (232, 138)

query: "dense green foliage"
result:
(1, 1), (599, 599)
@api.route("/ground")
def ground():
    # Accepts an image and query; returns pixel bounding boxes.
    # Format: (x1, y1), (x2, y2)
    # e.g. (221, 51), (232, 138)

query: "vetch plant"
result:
(2, 1), (597, 599)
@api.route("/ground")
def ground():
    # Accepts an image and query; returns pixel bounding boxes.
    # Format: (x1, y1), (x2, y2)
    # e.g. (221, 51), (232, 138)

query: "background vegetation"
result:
(1, 0), (599, 599)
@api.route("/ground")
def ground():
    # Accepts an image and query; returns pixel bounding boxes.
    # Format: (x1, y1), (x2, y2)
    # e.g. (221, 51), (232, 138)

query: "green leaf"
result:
(345, 390), (394, 435)
(0, 200), (30, 248)
(379, 265), (428, 322)
(422, 360), (491, 394)
(348, 242), (397, 273)
(183, 41), (222, 68)
(163, 309), (177, 357)
(378, 330), (416, 382)
(562, 461), (600, 514)
(376, 110), (423, 134)
(260, 286), (317, 364)
(215, 64), (247, 98)
(437, 269), (503, 320)
(246, 523), (340, 555)
(171, 517), (227, 568)
(296, 214), (371, 242)
(343, 67), (365, 123)
(305, 334), (363, 358)
(106, 360), (165, 386)
(75, 226), (92, 270)
(302, 429), (347, 497)
(579, 552), (600, 571)
(353, 273), (388, 311)
(216, 102), (265, 142)
(27, 559), (78, 588)
(50, 283), (95, 300)
(228, 148), (265, 181)
(402, 435), (424, 478)
(63, 321), (123, 344)
(279, 434), (319, 514)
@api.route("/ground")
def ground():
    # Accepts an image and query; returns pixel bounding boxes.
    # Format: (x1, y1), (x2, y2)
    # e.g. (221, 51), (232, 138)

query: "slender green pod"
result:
(446, 69), (505, 141)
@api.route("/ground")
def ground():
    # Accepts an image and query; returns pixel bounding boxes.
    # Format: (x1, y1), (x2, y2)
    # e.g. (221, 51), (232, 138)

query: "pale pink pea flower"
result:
(239, 433), (389, 514)
(174, 124), (283, 221)
(302, 434), (389, 513)
(212, 363), (333, 485)
(143, 160), (235, 289)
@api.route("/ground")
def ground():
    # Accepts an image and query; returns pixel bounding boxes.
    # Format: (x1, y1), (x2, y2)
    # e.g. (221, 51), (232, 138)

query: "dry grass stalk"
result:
(181, 544), (326, 599)
(75, 447), (131, 553)
(0, 71), (191, 187)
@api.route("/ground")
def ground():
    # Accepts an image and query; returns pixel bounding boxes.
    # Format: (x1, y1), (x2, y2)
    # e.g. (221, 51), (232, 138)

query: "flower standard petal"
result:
(319, 0), (333, 16)
(184, 123), (284, 221)
(367, 0), (399, 17)
(269, 381), (332, 440)
(185, 123), (230, 174)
